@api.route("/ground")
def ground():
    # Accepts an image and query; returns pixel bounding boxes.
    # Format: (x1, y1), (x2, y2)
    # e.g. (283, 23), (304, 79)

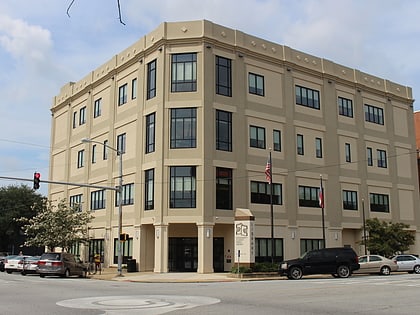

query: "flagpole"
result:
(269, 150), (274, 263)
(320, 174), (326, 248)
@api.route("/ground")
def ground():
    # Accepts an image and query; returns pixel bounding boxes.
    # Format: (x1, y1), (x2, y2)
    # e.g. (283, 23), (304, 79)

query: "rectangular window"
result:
(298, 185), (320, 208)
(103, 140), (108, 160)
(216, 56), (232, 97)
(216, 110), (232, 151)
(94, 98), (102, 118)
(171, 53), (197, 92)
(91, 144), (96, 164)
(248, 73), (264, 96)
(255, 238), (283, 263)
(250, 125), (266, 149)
(77, 150), (84, 168)
(145, 169), (154, 210)
(170, 108), (197, 148)
(345, 143), (351, 162)
(315, 137), (322, 158)
(273, 130), (281, 152)
(343, 190), (358, 210)
(131, 78), (137, 99)
(69, 194), (83, 212)
(338, 97), (353, 118)
(364, 104), (384, 125)
(367, 147), (373, 166)
(147, 59), (156, 99)
(88, 239), (105, 263)
(370, 193), (389, 213)
(91, 189), (106, 210)
(377, 149), (387, 168)
(300, 239), (325, 255)
(297, 134), (304, 155)
(251, 181), (282, 205)
(216, 168), (233, 210)
(117, 133), (126, 154)
(118, 83), (128, 106)
(146, 113), (156, 153)
(116, 183), (134, 206)
(170, 166), (196, 208)
(79, 107), (86, 125)
(73, 111), (77, 128)
(113, 237), (133, 264)
(295, 85), (320, 109)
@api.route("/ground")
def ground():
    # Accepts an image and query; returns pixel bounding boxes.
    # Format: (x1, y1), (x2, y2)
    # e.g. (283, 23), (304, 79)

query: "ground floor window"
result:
(89, 239), (105, 263)
(255, 238), (283, 263)
(69, 242), (81, 259)
(113, 238), (133, 264)
(300, 238), (325, 255)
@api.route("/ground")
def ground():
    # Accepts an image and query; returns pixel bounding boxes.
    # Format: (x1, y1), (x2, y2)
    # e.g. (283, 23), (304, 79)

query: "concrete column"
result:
(197, 224), (214, 273)
(153, 224), (168, 272)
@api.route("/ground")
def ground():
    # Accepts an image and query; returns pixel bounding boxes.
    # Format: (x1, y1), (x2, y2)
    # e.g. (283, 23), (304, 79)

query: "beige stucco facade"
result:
(49, 20), (420, 273)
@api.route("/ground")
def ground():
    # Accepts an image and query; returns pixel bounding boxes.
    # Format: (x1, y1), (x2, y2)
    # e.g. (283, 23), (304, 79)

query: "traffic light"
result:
(119, 233), (129, 241)
(33, 172), (41, 190)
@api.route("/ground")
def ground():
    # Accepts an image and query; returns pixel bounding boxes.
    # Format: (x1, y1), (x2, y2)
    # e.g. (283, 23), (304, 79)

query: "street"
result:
(1, 271), (420, 314)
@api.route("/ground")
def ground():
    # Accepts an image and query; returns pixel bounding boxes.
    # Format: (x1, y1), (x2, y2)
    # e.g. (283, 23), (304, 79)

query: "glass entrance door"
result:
(169, 238), (198, 272)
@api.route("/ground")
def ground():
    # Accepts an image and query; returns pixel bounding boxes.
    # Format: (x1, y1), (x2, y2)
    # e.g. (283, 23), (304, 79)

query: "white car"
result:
(4, 256), (31, 274)
(391, 254), (420, 274)
(354, 255), (398, 275)
(18, 256), (41, 275)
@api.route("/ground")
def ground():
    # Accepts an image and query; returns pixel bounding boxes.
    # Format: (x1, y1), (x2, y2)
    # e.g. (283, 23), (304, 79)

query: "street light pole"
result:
(82, 138), (124, 277)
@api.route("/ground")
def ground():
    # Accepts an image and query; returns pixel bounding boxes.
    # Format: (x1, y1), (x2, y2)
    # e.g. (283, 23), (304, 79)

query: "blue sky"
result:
(1, 0), (419, 196)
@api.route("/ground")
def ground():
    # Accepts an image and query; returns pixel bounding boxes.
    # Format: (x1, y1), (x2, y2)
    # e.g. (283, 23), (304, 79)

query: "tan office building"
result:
(49, 20), (420, 273)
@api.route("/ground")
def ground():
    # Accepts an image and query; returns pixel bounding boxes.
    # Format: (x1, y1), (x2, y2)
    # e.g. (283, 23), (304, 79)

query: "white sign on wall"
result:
(234, 218), (255, 264)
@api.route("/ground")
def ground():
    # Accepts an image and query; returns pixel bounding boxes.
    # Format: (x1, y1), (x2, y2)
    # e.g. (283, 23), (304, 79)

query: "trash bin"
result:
(127, 259), (137, 272)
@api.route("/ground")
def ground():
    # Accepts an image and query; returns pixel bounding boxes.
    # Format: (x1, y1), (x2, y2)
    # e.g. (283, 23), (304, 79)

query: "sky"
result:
(1, 0), (419, 196)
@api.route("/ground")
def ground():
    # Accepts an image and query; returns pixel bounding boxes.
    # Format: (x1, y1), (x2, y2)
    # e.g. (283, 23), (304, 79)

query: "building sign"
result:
(234, 208), (255, 264)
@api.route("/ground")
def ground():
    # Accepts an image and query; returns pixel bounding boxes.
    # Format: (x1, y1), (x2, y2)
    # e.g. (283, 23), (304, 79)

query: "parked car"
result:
(354, 255), (398, 275)
(279, 247), (360, 280)
(4, 255), (31, 274)
(391, 254), (420, 274)
(18, 256), (41, 275)
(37, 252), (87, 278)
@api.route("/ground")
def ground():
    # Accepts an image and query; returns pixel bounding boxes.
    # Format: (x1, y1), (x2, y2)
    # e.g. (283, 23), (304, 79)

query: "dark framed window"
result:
(131, 78), (137, 99)
(115, 183), (134, 206)
(216, 168), (233, 210)
(147, 59), (157, 99)
(216, 56), (232, 97)
(145, 169), (154, 210)
(69, 194), (83, 212)
(170, 166), (196, 208)
(103, 140), (108, 160)
(91, 189), (106, 210)
(345, 143), (351, 162)
(77, 150), (84, 168)
(118, 83), (127, 106)
(377, 149), (387, 168)
(315, 137), (322, 158)
(297, 134), (304, 155)
(170, 108), (196, 148)
(300, 239), (325, 255)
(273, 130), (281, 152)
(343, 190), (358, 210)
(295, 85), (320, 109)
(146, 113), (155, 153)
(255, 238), (283, 263)
(216, 110), (232, 151)
(250, 125), (266, 149)
(88, 239), (105, 263)
(298, 185), (320, 208)
(370, 193), (389, 213)
(94, 98), (102, 118)
(91, 144), (96, 164)
(79, 107), (86, 125)
(171, 53), (197, 92)
(338, 97), (353, 118)
(113, 237), (132, 264)
(117, 133), (126, 154)
(367, 147), (373, 166)
(364, 104), (384, 125)
(251, 181), (282, 205)
(73, 111), (77, 128)
(248, 73), (264, 96)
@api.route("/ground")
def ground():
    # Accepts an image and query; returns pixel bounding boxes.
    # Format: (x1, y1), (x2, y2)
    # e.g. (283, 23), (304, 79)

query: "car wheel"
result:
(63, 269), (71, 278)
(21, 271), (26, 276)
(79, 270), (87, 278)
(40, 274), (45, 278)
(413, 265), (420, 274)
(6, 270), (12, 274)
(337, 265), (351, 278)
(288, 266), (303, 280)
(380, 266), (391, 276)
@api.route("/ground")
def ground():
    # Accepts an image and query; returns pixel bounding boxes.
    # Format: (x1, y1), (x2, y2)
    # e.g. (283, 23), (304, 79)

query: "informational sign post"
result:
(234, 208), (255, 268)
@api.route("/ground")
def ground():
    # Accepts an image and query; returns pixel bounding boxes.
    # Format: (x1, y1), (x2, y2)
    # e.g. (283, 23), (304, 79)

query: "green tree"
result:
(364, 218), (415, 257)
(18, 199), (93, 252)
(0, 185), (45, 253)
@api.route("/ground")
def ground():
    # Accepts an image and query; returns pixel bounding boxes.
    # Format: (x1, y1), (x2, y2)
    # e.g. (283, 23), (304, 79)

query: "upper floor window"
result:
(69, 194), (83, 212)
(171, 53), (197, 92)
(295, 85), (320, 109)
(338, 97), (353, 118)
(216, 168), (233, 210)
(170, 108), (196, 148)
(118, 83), (128, 106)
(216, 110), (232, 151)
(117, 133), (126, 154)
(251, 181), (282, 205)
(315, 137), (322, 158)
(370, 193), (389, 213)
(103, 140), (108, 160)
(343, 190), (358, 210)
(250, 125), (266, 149)
(364, 104), (384, 125)
(297, 134), (304, 155)
(298, 185), (320, 208)
(367, 147), (373, 166)
(345, 143), (351, 162)
(116, 183), (134, 206)
(273, 130), (281, 152)
(131, 78), (137, 99)
(248, 73), (264, 96)
(377, 149), (387, 168)
(73, 111), (77, 128)
(77, 150), (84, 168)
(91, 144), (97, 164)
(79, 107), (86, 125)
(170, 166), (196, 208)
(147, 59), (157, 100)
(94, 98), (102, 118)
(91, 189), (106, 210)
(146, 113), (155, 154)
(145, 169), (154, 210)
(216, 56), (232, 97)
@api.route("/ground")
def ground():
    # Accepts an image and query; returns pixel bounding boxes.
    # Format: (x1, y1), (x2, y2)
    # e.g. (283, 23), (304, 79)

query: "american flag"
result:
(265, 156), (272, 183)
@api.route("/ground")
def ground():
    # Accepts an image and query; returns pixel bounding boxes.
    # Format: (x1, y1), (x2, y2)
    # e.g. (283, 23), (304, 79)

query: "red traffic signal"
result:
(33, 172), (41, 190)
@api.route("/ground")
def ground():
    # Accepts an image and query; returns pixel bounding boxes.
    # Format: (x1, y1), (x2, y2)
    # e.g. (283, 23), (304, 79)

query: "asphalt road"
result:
(1, 271), (420, 314)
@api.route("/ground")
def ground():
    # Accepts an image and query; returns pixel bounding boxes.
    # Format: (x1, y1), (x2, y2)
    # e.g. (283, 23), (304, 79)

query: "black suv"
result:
(279, 247), (360, 280)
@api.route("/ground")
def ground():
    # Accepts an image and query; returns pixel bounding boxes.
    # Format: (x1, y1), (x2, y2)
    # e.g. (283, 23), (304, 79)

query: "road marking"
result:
(57, 295), (220, 314)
